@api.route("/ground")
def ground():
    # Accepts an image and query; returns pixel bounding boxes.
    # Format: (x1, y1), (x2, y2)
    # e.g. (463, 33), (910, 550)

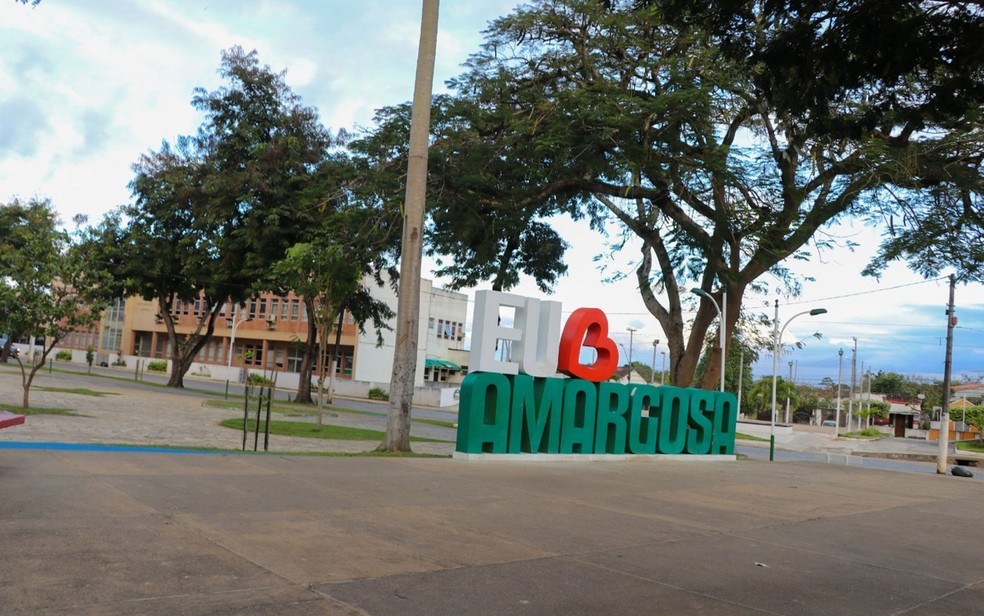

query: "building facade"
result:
(55, 277), (469, 401)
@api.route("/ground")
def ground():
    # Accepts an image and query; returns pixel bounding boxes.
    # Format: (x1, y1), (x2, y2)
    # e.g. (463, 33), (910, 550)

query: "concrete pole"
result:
(937, 274), (956, 474)
(835, 349), (843, 436)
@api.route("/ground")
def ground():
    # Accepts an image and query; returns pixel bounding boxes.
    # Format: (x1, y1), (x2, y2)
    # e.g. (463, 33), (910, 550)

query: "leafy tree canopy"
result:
(430, 0), (980, 388)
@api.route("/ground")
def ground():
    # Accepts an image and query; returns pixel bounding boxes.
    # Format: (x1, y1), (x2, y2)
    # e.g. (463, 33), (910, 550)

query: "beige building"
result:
(55, 278), (470, 405)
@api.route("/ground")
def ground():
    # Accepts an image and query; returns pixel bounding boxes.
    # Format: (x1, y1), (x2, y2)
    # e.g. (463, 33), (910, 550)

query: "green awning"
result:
(425, 358), (462, 371)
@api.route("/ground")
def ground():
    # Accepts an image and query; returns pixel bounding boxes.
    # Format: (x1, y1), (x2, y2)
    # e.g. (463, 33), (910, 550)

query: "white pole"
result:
(720, 290), (726, 392)
(737, 349), (744, 418)
(835, 349), (843, 436)
(770, 300), (779, 461)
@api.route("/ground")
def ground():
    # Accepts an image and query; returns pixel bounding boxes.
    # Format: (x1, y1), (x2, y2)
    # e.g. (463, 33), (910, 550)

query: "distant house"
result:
(612, 365), (649, 385)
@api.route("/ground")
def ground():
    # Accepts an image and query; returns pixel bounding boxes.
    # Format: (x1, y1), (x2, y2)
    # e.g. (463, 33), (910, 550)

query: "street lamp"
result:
(660, 351), (666, 385)
(626, 327), (637, 383)
(224, 304), (253, 399)
(651, 339), (660, 385)
(691, 287), (726, 392)
(770, 300), (827, 461)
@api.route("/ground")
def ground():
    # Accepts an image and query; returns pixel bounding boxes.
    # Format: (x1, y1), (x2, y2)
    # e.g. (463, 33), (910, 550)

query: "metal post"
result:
(771, 302), (828, 461)
(660, 352), (666, 385)
(224, 304), (252, 399)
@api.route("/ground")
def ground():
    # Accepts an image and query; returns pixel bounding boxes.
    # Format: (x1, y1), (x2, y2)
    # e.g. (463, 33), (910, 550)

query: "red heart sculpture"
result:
(557, 307), (618, 382)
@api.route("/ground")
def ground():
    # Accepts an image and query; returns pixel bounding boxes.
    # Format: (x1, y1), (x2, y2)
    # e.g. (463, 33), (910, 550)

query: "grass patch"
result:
(0, 402), (84, 416)
(735, 432), (768, 442)
(204, 399), (458, 430)
(221, 418), (451, 443)
(841, 428), (886, 440)
(36, 386), (117, 397)
(956, 440), (984, 453)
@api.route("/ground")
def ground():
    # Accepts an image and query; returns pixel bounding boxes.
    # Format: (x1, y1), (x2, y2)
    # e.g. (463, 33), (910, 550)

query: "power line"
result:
(782, 276), (948, 306)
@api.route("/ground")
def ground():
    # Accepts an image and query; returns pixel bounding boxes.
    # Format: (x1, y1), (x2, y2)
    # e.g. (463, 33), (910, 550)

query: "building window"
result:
(290, 299), (300, 321)
(286, 345), (305, 373)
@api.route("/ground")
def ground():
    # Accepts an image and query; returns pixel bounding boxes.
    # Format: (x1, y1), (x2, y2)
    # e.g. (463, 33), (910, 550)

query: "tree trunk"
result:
(159, 294), (221, 388)
(379, 0), (439, 453)
(294, 296), (319, 404)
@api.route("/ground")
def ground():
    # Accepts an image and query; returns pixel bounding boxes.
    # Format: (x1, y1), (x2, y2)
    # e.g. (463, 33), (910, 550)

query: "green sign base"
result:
(456, 372), (737, 456)
(452, 452), (737, 462)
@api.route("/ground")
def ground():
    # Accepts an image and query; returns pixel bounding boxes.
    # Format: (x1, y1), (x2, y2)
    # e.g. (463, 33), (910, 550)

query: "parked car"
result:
(873, 416), (890, 425)
(821, 420), (837, 427)
(0, 334), (18, 359)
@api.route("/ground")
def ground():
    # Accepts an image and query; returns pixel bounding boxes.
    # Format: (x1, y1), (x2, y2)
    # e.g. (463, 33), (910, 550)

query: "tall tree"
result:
(0, 199), (113, 408)
(270, 179), (399, 405)
(101, 46), (335, 387)
(354, 95), (572, 293)
(651, 0), (984, 282)
(436, 0), (982, 388)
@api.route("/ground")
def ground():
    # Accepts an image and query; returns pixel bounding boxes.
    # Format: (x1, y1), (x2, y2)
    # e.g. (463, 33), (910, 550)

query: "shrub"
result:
(246, 373), (274, 387)
(368, 386), (389, 401)
(146, 360), (168, 373)
(55, 350), (73, 361)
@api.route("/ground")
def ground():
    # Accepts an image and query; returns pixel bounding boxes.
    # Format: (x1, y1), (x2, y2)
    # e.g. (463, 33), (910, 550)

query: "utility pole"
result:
(785, 359), (793, 423)
(938, 274), (957, 474)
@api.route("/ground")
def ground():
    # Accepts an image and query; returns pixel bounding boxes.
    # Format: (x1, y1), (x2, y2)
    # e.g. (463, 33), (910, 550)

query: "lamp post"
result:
(224, 305), (253, 399)
(660, 351), (666, 385)
(626, 327), (637, 383)
(651, 339), (659, 385)
(770, 300), (827, 461)
(691, 288), (726, 392)
(848, 337), (857, 432)
(835, 348), (843, 436)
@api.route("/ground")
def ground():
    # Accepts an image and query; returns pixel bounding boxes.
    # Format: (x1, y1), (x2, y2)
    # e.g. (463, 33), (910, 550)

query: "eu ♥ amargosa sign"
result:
(455, 290), (737, 456)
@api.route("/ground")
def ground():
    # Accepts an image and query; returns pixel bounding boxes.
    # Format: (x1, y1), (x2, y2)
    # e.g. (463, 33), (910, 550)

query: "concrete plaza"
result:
(3, 449), (984, 615)
(2, 366), (984, 614)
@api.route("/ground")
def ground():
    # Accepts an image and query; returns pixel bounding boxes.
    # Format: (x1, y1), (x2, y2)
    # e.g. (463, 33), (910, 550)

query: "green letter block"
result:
(595, 382), (630, 454)
(685, 389), (715, 455)
(655, 386), (689, 454)
(560, 379), (598, 453)
(627, 385), (659, 454)
(509, 375), (564, 453)
(710, 391), (738, 455)
(456, 372), (512, 454)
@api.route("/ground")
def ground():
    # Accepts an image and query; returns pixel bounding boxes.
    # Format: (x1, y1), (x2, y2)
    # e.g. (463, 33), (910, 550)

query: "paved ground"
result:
(3, 448), (984, 615)
(0, 367), (456, 455)
(4, 365), (984, 614)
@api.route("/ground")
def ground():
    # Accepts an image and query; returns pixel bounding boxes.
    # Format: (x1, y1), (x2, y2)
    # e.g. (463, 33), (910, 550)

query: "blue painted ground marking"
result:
(0, 441), (232, 455)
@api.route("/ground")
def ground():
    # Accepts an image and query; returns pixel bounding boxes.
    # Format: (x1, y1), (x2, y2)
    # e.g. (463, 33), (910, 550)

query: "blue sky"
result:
(3, 0), (983, 387)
